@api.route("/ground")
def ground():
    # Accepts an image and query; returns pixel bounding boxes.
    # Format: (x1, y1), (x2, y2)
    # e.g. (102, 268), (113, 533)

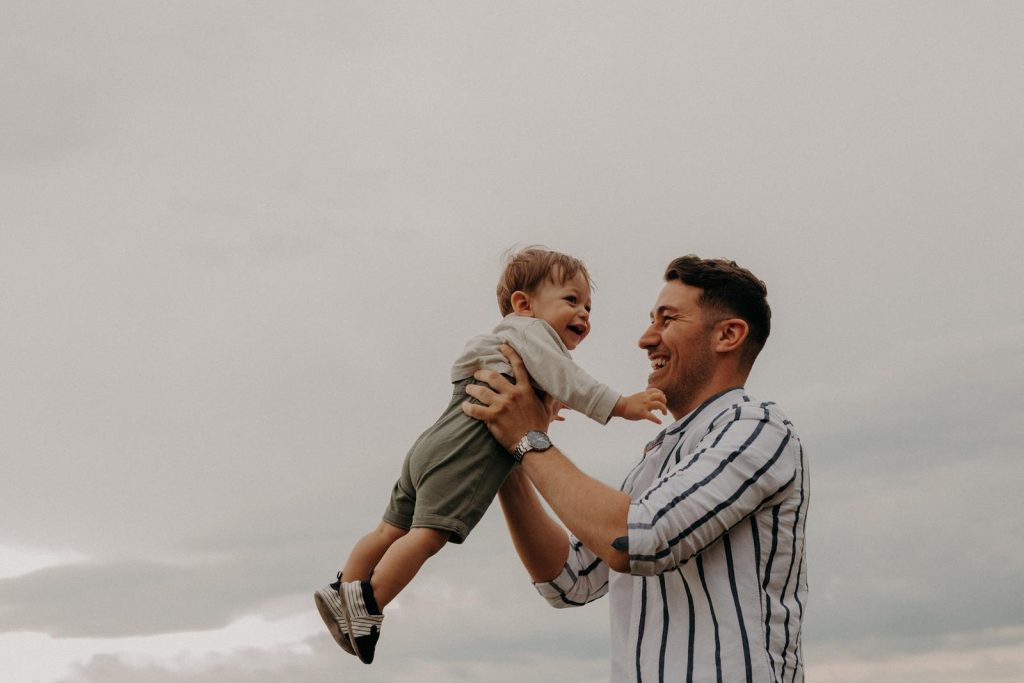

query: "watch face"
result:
(526, 431), (551, 450)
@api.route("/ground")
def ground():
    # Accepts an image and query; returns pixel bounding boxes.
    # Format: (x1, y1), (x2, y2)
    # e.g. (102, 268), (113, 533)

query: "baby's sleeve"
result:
(508, 320), (620, 424)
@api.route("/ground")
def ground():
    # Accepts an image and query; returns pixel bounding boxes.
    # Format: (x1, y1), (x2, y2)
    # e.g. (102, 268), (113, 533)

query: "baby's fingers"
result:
(643, 396), (668, 416)
(642, 409), (663, 425)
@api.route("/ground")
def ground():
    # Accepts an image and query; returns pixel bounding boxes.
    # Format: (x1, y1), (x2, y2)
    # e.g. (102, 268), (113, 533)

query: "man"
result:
(462, 255), (808, 682)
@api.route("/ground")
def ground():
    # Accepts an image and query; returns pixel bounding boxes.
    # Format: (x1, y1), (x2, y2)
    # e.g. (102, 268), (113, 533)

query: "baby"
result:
(314, 247), (666, 664)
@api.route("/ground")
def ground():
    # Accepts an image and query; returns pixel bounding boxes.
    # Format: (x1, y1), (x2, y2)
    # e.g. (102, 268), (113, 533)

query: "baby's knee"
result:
(412, 527), (450, 555)
(376, 521), (409, 543)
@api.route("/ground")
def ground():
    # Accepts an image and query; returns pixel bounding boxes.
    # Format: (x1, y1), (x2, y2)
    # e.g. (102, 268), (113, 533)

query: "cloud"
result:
(0, 545), (89, 581)
(2, 2), (1023, 681)
(806, 448), (1024, 649)
(0, 559), (267, 638)
(806, 627), (1024, 683)
(800, 327), (1024, 653)
(22, 562), (611, 683)
(56, 633), (609, 683)
(0, 499), (595, 641)
(0, 489), (370, 638)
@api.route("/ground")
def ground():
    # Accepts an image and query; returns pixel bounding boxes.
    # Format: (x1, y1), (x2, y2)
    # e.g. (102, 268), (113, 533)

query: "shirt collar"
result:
(665, 386), (747, 436)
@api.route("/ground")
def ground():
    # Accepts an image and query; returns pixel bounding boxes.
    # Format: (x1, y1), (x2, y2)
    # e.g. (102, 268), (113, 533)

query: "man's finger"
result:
(464, 382), (499, 407)
(461, 400), (487, 420)
(644, 410), (663, 425)
(473, 367), (513, 392)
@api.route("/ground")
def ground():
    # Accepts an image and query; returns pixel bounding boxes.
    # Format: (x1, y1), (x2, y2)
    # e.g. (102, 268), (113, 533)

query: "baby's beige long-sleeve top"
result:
(450, 314), (621, 425)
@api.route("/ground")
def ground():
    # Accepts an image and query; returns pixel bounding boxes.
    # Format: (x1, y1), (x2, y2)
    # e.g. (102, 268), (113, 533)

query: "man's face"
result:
(638, 280), (716, 417)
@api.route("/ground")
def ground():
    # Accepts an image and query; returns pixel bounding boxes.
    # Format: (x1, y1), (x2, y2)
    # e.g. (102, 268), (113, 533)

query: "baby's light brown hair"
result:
(496, 246), (593, 317)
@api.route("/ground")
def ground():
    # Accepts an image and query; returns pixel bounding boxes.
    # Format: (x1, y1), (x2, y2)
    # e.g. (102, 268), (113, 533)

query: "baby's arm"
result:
(502, 320), (618, 423)
(610, 388), (668, 424)
(506, 319), (664, 425)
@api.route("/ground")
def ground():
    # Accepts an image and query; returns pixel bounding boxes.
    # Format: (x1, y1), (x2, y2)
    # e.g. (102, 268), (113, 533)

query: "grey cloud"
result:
(0, 492), (586, 640)
(2, 1), (1024, 680)
(56, 633), (608, 683)
(0, 486), (349, 637)
(0, 559), (268, 638)
(791, 325), (1024, 475)
(801, 334), (1024, 654)
(806, 446), (1024, 653)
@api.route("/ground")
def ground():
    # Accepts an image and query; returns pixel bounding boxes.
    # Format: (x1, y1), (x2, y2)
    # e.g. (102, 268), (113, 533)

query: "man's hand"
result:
(465, 343), (632, 574)
(462, 344), (552, 451)
(612, 388), (669, 424)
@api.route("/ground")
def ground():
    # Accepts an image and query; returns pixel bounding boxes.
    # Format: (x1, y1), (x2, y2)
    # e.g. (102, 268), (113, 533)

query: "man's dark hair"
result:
(664, 255), (771, 368)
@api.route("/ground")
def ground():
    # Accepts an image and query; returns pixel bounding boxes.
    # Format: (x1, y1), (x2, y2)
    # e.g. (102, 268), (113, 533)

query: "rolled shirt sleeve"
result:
(534, 534), (610, 608)
(626, 403), (799, 576)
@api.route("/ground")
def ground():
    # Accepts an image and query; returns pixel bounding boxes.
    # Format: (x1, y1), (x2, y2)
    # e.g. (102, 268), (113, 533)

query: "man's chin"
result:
(646, 371), (667, 391)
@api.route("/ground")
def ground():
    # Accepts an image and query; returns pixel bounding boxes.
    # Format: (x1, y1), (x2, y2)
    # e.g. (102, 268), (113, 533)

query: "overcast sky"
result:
(2, 2), (1022, 681)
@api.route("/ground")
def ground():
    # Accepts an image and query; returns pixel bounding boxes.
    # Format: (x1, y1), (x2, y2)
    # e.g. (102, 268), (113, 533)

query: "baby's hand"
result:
(613, 389), (668, 424)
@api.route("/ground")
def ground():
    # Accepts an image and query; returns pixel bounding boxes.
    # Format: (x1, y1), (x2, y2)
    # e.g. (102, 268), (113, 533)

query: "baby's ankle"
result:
(360, 579), (382, 615)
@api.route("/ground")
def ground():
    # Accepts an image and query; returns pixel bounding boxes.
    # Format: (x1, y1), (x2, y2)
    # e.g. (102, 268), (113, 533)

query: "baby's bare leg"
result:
(341, 521), (408, 582)
(370, 527), (449, 609)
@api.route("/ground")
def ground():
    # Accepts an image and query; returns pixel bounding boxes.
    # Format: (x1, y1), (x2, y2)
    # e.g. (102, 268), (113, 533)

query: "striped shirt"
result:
(535, 388), (809, 683)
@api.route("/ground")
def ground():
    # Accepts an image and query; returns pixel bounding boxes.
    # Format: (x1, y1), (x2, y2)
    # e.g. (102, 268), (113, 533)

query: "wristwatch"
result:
(509, 430), (552, 463)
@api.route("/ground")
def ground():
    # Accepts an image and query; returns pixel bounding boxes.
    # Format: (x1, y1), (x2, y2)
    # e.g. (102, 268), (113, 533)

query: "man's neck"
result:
(670, 376), (748, 421)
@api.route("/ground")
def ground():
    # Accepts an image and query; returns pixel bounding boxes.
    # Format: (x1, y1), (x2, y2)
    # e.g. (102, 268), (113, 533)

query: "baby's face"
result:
(525, 272), (592, 350)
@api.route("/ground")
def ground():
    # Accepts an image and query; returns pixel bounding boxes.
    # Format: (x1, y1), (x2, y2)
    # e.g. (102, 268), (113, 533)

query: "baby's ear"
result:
(510, 290), (532, 315)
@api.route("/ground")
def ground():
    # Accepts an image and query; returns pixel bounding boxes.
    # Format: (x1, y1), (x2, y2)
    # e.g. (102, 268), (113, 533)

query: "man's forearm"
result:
(497, 469), (570, 582)
(520, 446), (631, 573)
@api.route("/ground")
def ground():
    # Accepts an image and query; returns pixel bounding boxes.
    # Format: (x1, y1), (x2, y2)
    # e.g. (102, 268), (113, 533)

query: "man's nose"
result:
(638, 325), (657, 349)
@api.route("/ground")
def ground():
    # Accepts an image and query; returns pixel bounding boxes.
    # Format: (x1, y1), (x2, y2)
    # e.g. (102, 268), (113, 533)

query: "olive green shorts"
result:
(382, 377), (515, 544)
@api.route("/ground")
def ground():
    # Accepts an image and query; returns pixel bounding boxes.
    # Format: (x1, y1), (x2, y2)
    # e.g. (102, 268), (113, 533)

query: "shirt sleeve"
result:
(626, 403), (799, 576)
(533, 533), (610, 608)
(505, 319), (621, 424)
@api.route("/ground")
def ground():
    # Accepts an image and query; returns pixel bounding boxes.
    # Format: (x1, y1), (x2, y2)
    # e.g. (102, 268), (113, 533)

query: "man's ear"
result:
(510, 290), (532, 315)
(714, 319), (749, 354)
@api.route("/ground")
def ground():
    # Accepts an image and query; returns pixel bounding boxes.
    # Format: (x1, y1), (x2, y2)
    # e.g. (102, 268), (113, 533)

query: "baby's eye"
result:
(565, 296), (577, 304)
